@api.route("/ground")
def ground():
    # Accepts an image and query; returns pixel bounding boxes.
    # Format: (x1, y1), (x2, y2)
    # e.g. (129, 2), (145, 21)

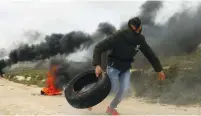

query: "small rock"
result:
(31, 93), (36, 96)
(14, 76), (25, 81)
(42, 79), (46, 82)
(26, 77), (32, 81)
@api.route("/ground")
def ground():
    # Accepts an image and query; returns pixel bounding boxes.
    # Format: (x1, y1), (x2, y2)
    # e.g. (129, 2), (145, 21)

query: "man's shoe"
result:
(106, 106), (119, 115)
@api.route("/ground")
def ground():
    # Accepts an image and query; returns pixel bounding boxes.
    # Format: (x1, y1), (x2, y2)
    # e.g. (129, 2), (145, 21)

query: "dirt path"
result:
(0, 78), (201, 115)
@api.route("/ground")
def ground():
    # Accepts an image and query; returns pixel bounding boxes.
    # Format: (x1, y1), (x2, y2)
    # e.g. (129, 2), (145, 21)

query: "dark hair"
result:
(128, 17), (141, 29)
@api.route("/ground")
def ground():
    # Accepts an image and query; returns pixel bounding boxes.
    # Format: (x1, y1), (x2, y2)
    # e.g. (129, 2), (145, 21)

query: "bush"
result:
(131, 52), (201, 106)
(4, 69), (47, 87)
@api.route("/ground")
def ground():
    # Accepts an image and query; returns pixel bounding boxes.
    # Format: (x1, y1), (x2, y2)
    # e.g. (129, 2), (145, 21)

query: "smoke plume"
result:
(139, 1), (163, 25)
(49, 22), (116, 89)
(2, 1), (201, 105)
(8, 31), (92, 63)
(138, 1), (201, 56)
(7, 1), (201, 66)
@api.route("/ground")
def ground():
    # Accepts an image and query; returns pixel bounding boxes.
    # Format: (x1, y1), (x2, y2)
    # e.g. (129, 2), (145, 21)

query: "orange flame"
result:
(41, 65), (62, 96)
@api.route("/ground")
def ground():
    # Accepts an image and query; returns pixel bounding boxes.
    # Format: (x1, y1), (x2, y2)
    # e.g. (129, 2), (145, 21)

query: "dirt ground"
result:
(1, 78), (201, 115)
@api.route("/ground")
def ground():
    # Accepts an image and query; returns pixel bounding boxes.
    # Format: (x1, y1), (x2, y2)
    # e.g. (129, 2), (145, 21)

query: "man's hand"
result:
(158, 71), (166, 80)
(95, 65), (103, 77)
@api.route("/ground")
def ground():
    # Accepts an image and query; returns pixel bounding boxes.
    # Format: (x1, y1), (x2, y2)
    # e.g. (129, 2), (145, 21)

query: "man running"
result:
(92, 17), (166, 115)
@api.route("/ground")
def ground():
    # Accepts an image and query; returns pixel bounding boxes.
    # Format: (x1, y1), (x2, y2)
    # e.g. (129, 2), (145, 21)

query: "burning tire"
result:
(64, 69), (111, 109)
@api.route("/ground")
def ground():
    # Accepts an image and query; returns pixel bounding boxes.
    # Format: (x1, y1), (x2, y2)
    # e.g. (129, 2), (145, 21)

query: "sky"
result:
(0, 0), (199, 52)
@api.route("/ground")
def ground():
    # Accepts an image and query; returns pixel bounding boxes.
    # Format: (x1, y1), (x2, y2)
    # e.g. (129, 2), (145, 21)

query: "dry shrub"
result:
(131, 54), (201, 105)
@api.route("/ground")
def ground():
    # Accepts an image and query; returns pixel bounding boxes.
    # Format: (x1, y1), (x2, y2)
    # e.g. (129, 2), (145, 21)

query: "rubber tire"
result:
(64, 69), (111, 109)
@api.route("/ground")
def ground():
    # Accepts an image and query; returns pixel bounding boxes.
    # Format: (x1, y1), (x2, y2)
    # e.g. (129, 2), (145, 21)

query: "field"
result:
(3, 48), (201, 106)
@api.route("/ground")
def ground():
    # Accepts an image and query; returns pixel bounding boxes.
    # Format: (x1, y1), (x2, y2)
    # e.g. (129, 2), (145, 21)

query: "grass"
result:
(130, 49), (201, 106)
(3, 49), (201, 105)
(4, 69), (47, 87)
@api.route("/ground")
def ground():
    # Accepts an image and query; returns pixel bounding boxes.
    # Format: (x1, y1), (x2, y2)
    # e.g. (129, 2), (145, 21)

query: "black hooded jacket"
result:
(93, 19), (163, 72)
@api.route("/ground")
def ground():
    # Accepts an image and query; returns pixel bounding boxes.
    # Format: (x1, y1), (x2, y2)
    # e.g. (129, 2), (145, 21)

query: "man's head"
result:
(128, 17), (142, 34)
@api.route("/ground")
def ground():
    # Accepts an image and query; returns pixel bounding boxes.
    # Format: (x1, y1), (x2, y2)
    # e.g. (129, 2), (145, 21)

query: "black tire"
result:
(64, 69), (111, 109)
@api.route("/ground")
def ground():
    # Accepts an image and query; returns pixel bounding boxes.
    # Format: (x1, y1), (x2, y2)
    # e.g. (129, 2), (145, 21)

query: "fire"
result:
(41, 65), (62, 96)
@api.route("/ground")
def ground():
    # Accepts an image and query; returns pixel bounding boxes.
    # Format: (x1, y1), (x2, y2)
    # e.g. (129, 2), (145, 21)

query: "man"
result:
(92, 17), (166, 115)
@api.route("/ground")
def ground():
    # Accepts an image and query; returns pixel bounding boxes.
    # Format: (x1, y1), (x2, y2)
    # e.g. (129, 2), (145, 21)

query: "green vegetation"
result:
(3, 49), (201, 105)
(4, 69), (47, 87)
(131, 49), (201, 105)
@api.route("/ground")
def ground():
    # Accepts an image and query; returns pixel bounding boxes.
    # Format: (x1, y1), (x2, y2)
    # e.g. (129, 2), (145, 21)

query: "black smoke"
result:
(119, 1), (201, 57)
(139, 1), (163, 25)
(2, 1), (201, 98)
(158, 7), (201, 55)
(127, 1), (201, 68)
(7, 21), (117, 65)
(5, 22), (116, 87)
(138, 1), (201, 56)
(49, 23), (116, 89)
(8, 31), (93, 63)
(97, 22), (116, 35)
(4, 1), (201, 66)
(52, 1), (201, 89)
(7, 1), (201, 66)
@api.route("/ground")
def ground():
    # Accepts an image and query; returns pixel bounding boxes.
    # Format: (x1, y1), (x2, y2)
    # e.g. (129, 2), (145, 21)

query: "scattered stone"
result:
(42, 79), (46, 83)
(26, 77), (32, 81)
(31, 93), (36, 96)
(14, 76), (25, 81)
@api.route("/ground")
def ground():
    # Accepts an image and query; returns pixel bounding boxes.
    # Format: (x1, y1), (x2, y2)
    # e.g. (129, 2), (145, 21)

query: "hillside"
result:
(3, 48), (201, 106)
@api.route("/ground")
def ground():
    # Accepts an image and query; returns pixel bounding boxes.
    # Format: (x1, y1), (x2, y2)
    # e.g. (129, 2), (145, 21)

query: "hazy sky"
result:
(0, 0), (199, 51)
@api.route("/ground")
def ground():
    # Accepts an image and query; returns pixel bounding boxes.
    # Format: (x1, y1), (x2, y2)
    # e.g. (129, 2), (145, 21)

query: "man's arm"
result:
(139, 36), (163, 72)
(93, 33), (120, 66)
